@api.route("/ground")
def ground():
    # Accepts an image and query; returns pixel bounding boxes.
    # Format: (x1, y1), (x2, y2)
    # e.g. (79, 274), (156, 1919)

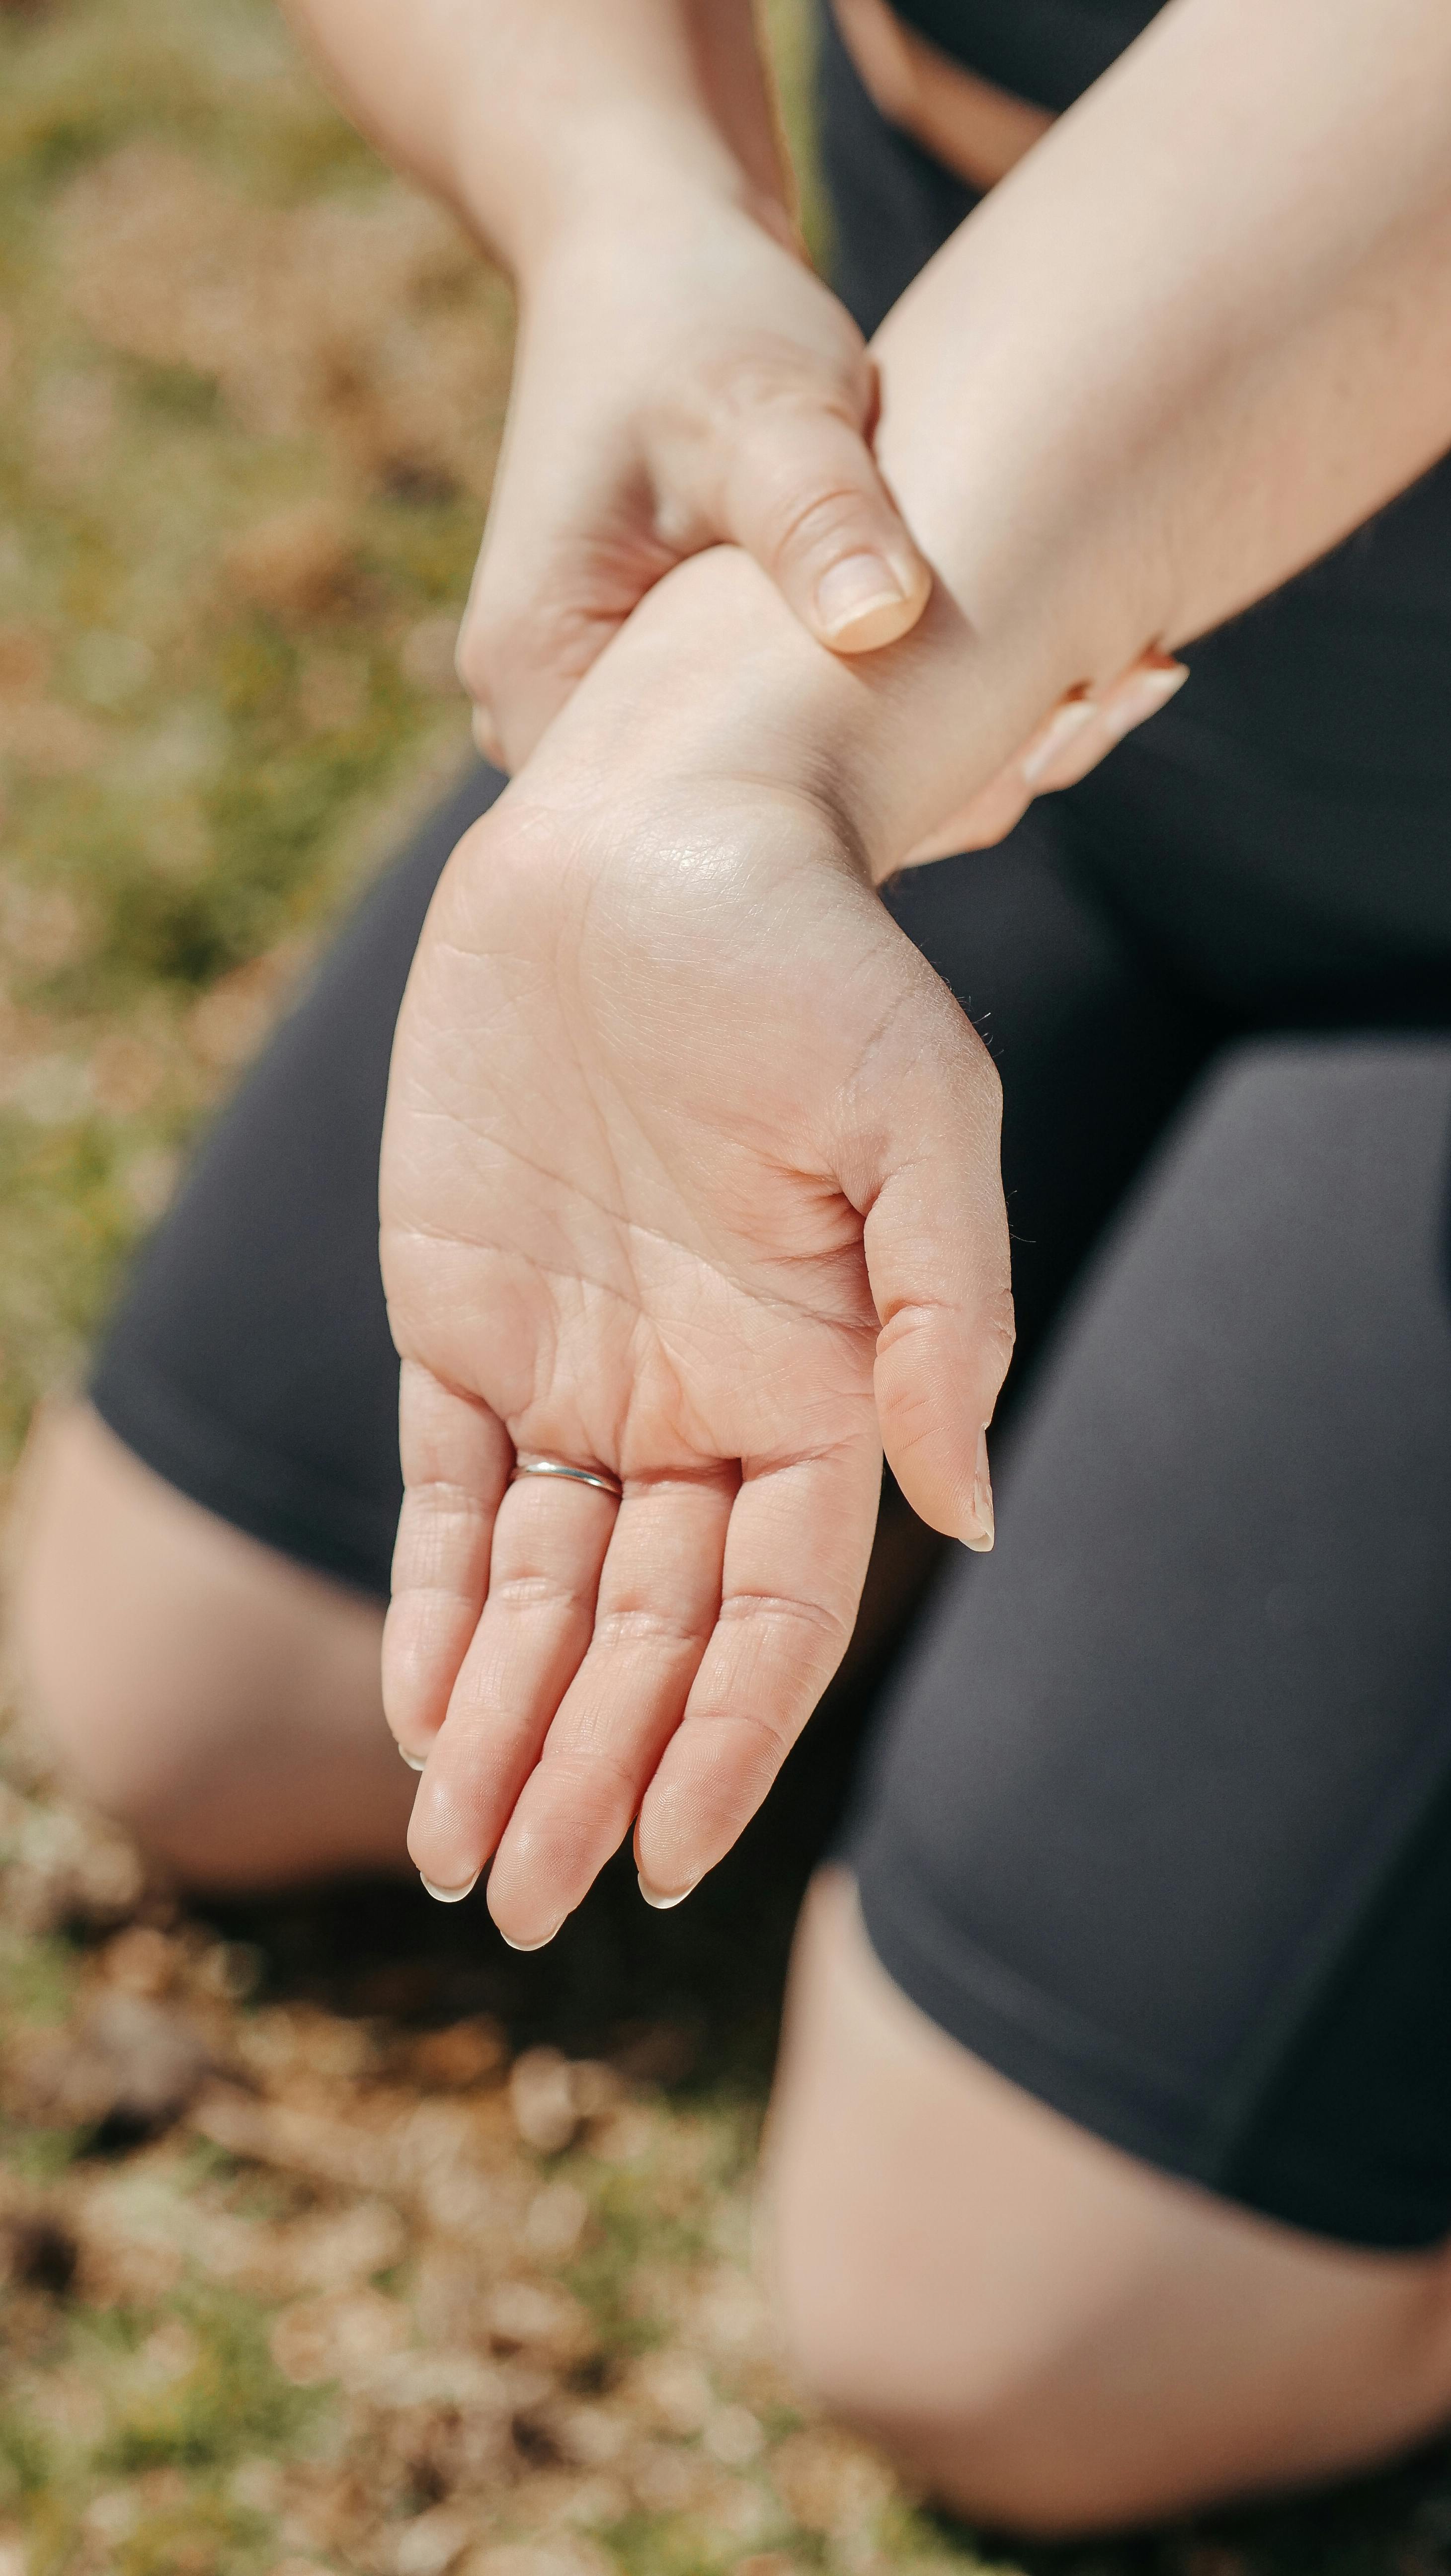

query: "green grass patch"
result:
(96, 2286), (324, 2477)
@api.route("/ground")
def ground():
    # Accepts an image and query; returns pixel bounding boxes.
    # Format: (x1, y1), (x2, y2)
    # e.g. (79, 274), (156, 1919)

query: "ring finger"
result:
(484, 1470), (735, 1948)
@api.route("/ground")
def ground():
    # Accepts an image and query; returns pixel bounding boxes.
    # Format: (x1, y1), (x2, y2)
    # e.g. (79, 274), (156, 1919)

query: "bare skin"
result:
(14, 1404), (407, 1889)
(280, 0), (936, 749)
(279, 0), (1169, 780)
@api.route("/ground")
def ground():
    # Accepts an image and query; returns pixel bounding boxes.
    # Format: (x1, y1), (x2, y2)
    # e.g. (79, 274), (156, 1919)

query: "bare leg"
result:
(10, 1403), (412, 1889)
(765, 1867), (1451, 2535)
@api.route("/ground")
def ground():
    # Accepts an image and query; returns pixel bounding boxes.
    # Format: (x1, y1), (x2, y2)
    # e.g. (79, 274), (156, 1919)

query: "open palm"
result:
(380, 711), (1012, 1947)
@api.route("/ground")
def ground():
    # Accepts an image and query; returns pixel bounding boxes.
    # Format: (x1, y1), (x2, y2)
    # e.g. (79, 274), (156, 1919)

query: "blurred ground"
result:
(4, 2), (1451, 2572)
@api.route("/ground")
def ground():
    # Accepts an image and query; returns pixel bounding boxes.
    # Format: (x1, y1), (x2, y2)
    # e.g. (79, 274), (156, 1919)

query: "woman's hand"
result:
(457, 191), (1186, 793)
(283, 0), (1184, 799)
(458, 193), (935, 770)
(380, 560), (1013, 1946)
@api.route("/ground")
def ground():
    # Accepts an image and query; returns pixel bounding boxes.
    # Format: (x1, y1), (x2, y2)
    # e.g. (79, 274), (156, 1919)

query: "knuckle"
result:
(592, 1603), (706, 1657)
(717, 1589), (848, 1652)
(403, 1473), (490, 1520)
(538, 1739), (637, 1797)
(489, 1570), (593, 1620)
(691, 345), (864, 436)
(453, 606), (496, 706)
(694, 1701), (796, 1771)
(472, 705), (507, 769)
(456, 613), (515, 714)
(466, 584), (619, 709)
(395, 1480), (489, 1559)
(753, 473), (881, 571)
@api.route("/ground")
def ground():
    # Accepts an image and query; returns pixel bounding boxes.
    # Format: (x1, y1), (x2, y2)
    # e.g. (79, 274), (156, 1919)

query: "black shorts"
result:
(90, 27), (1451, 2253)
(90, 761), (1451, 2253)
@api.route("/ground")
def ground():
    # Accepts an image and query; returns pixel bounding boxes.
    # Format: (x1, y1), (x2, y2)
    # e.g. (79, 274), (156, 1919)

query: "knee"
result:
(773, 2130), (1451, 2540)
(13, 1405), (400, 1890)
(11, 1406), (215, 1836)
(766, 1882), (1163, 2534)
(10, 1401), (375, 1861)
(775, 2209), (1148, 2537)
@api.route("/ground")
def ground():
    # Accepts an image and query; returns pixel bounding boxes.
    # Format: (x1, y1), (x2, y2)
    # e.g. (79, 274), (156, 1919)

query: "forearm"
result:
(864, 0), (1451, 814)
(277, 0), (790, 272)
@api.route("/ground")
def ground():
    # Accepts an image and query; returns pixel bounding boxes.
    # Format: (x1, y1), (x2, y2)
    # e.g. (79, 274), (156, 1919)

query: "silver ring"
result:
(510, 1455), (623, 1500)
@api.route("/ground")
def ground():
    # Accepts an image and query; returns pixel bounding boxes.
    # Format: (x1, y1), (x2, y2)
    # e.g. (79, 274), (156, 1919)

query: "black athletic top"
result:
(895, 0), (1159, 108)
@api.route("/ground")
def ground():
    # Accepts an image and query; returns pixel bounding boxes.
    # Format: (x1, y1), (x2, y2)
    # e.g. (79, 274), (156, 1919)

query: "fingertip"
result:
(487, 1878), (564, 1950)
(889, 1434), (995, 1554)
(962, 1425), (995, 1550)
(638, 1871), (697, 1911)
(419, 1870), (480, 1904)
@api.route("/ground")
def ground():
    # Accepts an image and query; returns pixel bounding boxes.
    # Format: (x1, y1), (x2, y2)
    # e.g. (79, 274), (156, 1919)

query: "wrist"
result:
(517, 546), (1046, 887)
(453, 103), (789, 283)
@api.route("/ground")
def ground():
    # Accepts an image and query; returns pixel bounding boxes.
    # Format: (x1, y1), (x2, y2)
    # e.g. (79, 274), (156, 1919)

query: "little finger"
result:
(635, 1438), (881, 1906)
(384, 1363), (512, 1768)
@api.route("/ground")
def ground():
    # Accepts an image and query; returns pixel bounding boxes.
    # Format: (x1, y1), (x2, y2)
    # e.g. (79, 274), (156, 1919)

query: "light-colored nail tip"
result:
(1021, 697), (1097, 784)
(499, 1928), (558, 1952)
(638, 1874), (695, 1911)
(399, 1747), (427, 1771)
(821, 592), (906, 639)
(418, 1871), (479, 1904)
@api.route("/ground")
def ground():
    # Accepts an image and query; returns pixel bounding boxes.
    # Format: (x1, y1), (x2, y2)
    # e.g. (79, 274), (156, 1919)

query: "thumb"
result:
(845, 971), (1015, 1544)
(719, 397), (933, 655)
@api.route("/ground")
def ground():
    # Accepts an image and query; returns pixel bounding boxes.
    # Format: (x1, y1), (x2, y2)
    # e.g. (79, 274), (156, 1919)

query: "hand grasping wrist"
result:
(520, 544), (1051, 888)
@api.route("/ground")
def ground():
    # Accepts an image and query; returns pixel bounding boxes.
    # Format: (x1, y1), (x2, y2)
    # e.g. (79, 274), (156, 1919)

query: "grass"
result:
(3, 2), (1451, 2573)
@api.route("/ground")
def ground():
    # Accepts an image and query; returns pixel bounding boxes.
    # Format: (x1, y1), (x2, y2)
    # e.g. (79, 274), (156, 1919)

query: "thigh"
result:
(768, 1040), (1451, 2525)
(844, 1036), (1451, 2249)
(89, 762), (506, 1601)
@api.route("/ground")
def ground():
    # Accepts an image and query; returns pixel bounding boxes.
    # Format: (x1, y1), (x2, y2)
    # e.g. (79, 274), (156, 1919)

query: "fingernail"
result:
(1099, 657), (1189, 744)
(815, 551), (910, 646)
(500, 1926), (561, 1952)
(964, 1426), (994, 1552)
(1021, 694), (1096, 786)
(399, 1747), (426, 1772)
(638, 1873), (697, 1912)
(418, 1871), (480, 1903)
